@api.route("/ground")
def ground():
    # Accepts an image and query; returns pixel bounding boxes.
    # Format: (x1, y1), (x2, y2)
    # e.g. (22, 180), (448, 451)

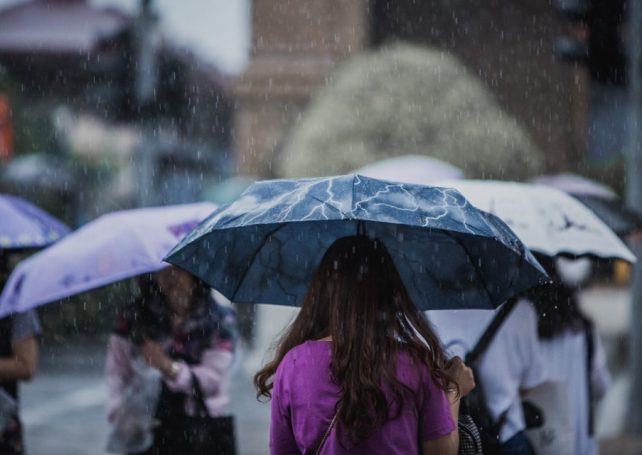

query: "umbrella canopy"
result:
(532, 173), (642, 237)
(0, 202), (216, 318)
(354, 155), (464, 185)
(0, 193), (70, 250)
(165, 175), (547, 311)
(570, 195), (642, 237)
(532, 173), (615, 199)
(436, 180), (635, 261)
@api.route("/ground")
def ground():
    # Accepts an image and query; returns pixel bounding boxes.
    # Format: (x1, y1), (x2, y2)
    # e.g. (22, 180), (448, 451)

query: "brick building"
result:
(235, 0), (585, 177)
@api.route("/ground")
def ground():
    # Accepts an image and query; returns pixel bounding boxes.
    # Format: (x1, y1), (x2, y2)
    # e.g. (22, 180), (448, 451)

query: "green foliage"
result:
(280, 42), (544, 180)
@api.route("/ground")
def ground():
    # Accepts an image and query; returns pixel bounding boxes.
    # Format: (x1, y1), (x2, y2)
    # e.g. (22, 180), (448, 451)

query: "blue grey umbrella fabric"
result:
(165, 175), (547, 310)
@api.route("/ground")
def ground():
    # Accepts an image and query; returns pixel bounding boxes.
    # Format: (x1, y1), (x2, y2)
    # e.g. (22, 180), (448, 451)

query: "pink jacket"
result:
(106, 334), (234, 421)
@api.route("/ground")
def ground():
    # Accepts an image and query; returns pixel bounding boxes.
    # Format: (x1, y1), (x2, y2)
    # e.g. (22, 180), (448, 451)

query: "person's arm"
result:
(422, 394), (460, 455)
(105, 334), (134, 422)
(0, 336), (37, 381)
(0, 310), (41, 381)
(143, 305), (237, 396)
(421, 357), (475, 455)
(141, 337), (234, 397)
(269, 363), (300, 455)
(161, 345), (234, 396)
(422, 431), (459, 455)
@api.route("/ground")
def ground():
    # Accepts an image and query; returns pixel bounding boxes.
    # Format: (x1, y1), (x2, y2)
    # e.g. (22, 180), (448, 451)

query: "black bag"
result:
(457, 414), (484, 455)
(459, 372), (507, 455)
(458, 299), (518, 455)
(160, 373), (237, 455)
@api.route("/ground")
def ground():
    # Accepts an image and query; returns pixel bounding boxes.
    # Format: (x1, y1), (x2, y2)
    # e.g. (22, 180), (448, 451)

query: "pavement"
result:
(16, 288), (642, 454)
(20, 305), (298, 455)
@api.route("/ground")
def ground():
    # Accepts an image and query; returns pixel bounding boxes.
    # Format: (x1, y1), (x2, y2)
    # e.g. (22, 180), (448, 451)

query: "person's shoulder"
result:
(495, 299), (540, 349)
(504, 298), (538, 326)
(11, 308), (42, 340)
(514, 298), (537, 314)
(290, 340), (329, 357)
(279, 341), (329, 370)
(395, 349), (432, 386)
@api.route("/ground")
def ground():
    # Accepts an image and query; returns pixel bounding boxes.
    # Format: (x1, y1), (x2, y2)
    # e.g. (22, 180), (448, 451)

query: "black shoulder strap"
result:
(190, 371), (211, 418)
(466, 298), (519, 366)
(584, 320), (595, 435)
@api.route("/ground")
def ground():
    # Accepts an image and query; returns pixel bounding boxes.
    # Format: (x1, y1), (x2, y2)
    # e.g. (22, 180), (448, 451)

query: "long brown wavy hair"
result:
(254, 235), (453, 444)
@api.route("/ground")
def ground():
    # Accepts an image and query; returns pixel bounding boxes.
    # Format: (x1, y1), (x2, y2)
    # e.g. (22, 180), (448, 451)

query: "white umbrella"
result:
(355, 155), (464, 186)
(531, 173), (616, 199)
(436, 180), (635, 262)
(532, 173), (642, 237)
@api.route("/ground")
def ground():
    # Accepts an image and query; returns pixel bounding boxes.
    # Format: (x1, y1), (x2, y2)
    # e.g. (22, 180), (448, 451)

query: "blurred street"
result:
(14, 289), (636, 454)
(21, 305), (297, 455)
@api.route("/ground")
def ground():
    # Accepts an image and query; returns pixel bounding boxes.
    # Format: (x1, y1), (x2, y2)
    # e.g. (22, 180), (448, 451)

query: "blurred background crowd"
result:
(0, 0), (641, 454)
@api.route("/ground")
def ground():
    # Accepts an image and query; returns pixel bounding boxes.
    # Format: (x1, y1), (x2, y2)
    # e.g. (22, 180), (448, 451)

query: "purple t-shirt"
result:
(270, 340), (455, 455)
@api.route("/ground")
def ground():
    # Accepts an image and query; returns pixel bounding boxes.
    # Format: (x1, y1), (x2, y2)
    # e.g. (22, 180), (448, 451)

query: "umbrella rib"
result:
(307, 195), (346, 217)
(230, 224), (287, 303)
(442, 231), (494, 306)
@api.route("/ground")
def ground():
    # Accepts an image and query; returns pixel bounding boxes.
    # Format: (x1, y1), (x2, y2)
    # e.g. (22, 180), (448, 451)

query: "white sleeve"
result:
(590, 330), (611, 401)
(515, 301), (546, 389)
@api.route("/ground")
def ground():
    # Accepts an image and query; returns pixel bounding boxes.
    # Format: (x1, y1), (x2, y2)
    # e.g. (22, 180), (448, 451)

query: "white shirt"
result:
(539, 329), (611, 455)
(427, 299), (545, 442)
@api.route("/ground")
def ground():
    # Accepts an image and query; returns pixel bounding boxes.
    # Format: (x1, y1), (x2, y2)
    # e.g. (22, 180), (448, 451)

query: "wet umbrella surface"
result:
(166, 174), (547, 311)
(0, 193), (70, 250)
(437, 180), (636, 262)
(0, 202), (216, 318)
(533, 173), (642, 237)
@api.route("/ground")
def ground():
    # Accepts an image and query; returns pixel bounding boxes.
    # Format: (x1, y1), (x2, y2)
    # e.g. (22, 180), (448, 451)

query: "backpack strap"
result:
(463, 298), (519, 432)
(465, 298), (519, 366)
(584, 320), (595, 435)
(190, 371), (211, 418)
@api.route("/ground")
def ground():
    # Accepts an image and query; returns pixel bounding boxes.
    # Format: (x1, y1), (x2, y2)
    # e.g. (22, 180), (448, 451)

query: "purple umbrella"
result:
(0, 202), (216, 317)
(0, 193), (70, 250)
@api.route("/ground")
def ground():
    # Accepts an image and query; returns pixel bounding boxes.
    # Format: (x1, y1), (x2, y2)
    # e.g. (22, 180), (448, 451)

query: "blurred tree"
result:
(279, 43), (544, 180)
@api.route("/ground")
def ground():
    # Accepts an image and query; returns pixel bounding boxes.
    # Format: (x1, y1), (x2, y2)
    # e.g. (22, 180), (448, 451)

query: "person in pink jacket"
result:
(106, 266), (237, 455)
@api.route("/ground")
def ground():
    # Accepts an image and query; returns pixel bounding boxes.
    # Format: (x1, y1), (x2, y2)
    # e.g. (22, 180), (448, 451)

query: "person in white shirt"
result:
(528, 256), (611, 455)
(427, 298), (545, 454)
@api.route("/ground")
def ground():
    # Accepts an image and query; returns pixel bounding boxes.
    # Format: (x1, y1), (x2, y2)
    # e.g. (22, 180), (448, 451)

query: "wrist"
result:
(162, 360), (180, 380)
(446, 386), (459, 403)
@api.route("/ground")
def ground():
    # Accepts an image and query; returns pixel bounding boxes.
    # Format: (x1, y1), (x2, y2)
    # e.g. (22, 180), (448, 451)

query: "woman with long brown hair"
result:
(255, 235), (475, 454)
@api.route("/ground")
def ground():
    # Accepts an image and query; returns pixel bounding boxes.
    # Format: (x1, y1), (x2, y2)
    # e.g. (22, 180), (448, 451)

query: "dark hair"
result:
(527, 255), (588, 339)
(117, 270), (211, 344)
(254, 236), (452, 443)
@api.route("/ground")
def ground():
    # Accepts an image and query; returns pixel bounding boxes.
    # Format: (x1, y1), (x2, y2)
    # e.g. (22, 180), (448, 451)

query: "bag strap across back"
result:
(462, 298), (519, 430)
(465, 298), (518, 366)
(584, 320), (595, 435)
(315, 411), (338, 455)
